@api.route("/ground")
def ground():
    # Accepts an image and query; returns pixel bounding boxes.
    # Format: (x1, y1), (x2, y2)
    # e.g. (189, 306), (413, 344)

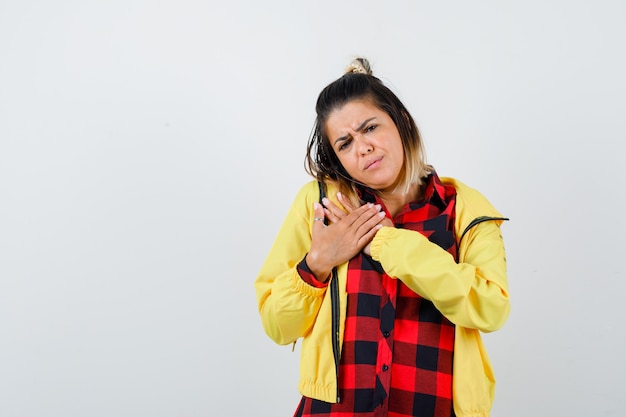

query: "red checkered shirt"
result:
(295, 173), (458, 417)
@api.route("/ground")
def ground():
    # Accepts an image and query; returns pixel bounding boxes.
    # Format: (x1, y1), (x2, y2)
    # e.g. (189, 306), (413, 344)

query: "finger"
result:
(352, 211), (385, 242)
(354, 209), (386, 237)
(312, 202), (327, 230)
(380, 217), (394, 228)
(323, 207), (342, 224)
(322, 197), (348, 219)
(336, 192), (356, 212)
(355, 212), (387, 244)
(343, 203), (381, 228)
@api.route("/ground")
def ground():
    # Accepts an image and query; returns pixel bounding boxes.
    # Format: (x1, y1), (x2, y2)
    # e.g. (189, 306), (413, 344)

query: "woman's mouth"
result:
(364, 157), (382, 170)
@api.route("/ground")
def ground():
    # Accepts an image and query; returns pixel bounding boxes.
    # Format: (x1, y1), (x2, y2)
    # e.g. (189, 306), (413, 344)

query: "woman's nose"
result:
(355, 137), (373, 154)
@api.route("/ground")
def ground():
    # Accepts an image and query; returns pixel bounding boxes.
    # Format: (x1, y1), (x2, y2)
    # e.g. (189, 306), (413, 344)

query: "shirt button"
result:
(382, 365), (389, 372)
(383, 331), (390, 338)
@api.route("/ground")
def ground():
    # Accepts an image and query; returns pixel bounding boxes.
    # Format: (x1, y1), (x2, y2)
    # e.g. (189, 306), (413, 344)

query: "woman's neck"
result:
(379, 182), (421, 218)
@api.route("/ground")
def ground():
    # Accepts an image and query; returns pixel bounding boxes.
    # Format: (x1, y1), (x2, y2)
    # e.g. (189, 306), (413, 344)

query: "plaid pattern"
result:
(295, 173), (458, 417)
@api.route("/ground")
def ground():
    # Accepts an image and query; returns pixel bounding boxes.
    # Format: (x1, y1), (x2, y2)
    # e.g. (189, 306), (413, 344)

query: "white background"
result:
(1, 1), (624, 416)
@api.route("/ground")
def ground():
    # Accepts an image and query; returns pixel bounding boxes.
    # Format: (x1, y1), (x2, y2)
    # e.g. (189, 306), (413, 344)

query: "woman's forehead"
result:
(326, 100), (384, 130)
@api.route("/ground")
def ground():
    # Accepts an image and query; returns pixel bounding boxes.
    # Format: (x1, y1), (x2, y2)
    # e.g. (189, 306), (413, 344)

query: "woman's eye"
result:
(338, 139), (351, 151)
(366, 124), (377, 132)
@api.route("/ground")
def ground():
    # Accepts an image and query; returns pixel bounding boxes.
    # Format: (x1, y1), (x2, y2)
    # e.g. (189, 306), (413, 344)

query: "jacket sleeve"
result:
(254, 183), (328, 345)
(369, 219), (510, 332)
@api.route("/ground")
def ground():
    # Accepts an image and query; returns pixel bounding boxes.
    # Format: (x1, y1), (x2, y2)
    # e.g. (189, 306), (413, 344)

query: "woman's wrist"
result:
(305, 252), (332, 283)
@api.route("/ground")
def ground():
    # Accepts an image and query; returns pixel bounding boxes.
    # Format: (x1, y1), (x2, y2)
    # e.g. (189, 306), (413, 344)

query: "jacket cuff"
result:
(297, 256), (329, 288)
(370, 226), (396, 262)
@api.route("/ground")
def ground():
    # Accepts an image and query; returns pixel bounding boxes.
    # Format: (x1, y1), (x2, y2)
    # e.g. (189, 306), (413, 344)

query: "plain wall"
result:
(1, 1), (624, 416)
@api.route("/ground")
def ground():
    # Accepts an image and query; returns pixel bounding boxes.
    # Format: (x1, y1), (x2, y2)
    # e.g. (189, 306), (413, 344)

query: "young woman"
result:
(255, 57), (510, 417)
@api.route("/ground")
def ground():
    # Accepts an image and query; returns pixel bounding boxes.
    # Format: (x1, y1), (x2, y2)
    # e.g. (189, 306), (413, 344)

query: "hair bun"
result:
(345, 57), (372, 75)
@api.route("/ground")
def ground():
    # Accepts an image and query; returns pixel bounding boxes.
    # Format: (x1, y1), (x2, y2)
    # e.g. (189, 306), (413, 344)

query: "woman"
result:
(255, 57), (510, 417)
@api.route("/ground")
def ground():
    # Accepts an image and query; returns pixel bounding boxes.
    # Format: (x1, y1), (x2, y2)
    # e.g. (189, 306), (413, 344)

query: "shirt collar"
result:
(423, 171), (448, 208)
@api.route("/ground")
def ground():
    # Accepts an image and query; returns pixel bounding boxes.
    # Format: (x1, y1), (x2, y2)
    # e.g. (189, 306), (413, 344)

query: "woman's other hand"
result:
(362, 216), (393, 256)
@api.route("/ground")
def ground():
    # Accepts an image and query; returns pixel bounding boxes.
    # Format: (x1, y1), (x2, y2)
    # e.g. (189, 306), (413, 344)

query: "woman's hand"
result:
(329, 193), (394, 256)
(306, 193), (386, 282)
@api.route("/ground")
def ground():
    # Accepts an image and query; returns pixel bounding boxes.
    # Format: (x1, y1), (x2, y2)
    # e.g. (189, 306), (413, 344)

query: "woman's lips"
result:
(364, 157), (382, 170)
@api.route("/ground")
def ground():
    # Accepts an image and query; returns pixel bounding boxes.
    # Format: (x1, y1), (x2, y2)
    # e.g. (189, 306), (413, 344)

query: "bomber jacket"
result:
(255, 177), (510, 417)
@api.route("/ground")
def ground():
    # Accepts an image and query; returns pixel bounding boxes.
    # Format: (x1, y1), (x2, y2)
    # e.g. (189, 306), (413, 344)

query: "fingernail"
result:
(322, 197), (329, 205)
(314, 202), (320, 209)
(337, 192), (342, 199)
(378, 211), (386, 217)
(374, 204), (382, 211)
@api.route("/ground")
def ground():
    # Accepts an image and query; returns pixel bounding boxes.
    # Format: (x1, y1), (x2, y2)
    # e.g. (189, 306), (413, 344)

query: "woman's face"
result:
(325, 99), (405, 192)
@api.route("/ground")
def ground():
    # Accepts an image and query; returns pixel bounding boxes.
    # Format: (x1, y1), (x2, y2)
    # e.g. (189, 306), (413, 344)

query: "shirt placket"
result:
(374, 273), (397, 412)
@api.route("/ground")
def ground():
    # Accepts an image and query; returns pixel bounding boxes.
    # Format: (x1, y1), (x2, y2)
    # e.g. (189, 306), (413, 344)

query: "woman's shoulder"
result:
(293, 179), (341, 202)
(288, 180), (325, 209)
(440, 176), (503, 219)
(294, 180), (321, 198)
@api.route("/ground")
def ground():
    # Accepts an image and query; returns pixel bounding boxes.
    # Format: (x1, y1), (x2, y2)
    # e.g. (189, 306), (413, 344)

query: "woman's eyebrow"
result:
(333, 117), (376, 146)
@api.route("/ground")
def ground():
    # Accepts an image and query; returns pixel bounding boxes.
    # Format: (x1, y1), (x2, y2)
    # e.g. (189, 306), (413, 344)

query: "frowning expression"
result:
(325, 99), (405, 192)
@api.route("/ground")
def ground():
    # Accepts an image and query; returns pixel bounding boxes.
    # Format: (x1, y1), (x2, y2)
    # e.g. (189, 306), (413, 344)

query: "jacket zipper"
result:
(330, 269), (341, 403)
(319, 181), (341, 403)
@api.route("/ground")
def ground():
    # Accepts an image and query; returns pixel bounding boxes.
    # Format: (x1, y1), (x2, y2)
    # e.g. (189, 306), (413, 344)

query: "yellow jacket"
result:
(255, 177), (510, 417)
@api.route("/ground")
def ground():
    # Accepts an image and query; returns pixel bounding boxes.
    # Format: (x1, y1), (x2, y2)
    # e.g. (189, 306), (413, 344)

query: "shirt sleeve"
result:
(297, 257), (330, 288)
